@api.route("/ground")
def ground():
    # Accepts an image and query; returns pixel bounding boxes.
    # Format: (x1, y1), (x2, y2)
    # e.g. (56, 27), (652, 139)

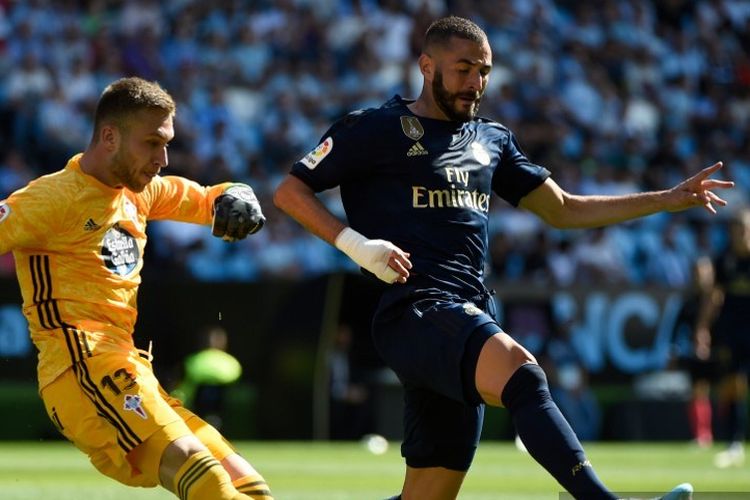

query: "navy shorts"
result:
(371, 287), (501, 471)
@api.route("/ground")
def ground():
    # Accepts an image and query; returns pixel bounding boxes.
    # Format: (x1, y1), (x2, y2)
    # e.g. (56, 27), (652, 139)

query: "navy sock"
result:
(501, 363), (616, 500)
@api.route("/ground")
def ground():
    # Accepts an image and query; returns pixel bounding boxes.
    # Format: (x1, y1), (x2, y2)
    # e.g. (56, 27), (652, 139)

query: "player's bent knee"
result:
(159, 435), (210, 489)
(128, 419), (198, 488)
(180, 413), (269, 495)
(500, 363), (550, 411)
(475, 334), (537, 406)
(171, 448), (246, 500)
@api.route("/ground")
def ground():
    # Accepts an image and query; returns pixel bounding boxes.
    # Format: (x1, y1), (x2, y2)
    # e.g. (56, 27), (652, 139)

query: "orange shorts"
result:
(40, 350), (236, 487)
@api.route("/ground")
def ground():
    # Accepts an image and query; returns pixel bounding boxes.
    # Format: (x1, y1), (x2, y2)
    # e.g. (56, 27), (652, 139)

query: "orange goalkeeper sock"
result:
(233, 474), (274, 499)
(173, 450), (250, 500)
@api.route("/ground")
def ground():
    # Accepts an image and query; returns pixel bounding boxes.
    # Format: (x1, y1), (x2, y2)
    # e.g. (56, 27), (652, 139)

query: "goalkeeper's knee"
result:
(173, 450), (244, 500)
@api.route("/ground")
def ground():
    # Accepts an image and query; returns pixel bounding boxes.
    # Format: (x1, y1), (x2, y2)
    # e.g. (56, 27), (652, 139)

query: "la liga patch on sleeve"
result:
(300, 137), (333, 169)
(0, 203), (11, 223)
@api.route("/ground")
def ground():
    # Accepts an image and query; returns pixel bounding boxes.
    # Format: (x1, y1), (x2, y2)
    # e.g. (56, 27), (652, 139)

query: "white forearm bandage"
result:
(334, 227), (401, 283)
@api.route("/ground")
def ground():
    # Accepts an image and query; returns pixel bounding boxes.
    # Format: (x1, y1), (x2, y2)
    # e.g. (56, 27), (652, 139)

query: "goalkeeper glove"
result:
(212, 184), (265, 241)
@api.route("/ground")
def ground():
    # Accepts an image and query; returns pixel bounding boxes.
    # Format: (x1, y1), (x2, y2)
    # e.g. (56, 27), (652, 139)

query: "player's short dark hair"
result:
(92, 77), (175, 141)
(423, 16), (487, 53)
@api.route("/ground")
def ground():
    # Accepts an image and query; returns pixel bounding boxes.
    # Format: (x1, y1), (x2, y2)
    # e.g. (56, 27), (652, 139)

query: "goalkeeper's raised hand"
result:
(212, 184), (266, 241)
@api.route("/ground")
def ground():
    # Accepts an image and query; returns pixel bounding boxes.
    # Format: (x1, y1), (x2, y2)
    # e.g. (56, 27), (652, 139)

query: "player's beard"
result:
(432, 69), (483, 122)
(111, 145), (148, 192)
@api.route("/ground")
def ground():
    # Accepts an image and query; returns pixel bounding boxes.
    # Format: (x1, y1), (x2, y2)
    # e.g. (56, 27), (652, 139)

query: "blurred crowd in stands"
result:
(0, 0), (748, 285)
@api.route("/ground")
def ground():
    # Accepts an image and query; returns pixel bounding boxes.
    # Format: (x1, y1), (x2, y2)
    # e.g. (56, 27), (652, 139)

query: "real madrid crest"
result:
(400, 116), (424, 141)
(462, 302), (483, 316)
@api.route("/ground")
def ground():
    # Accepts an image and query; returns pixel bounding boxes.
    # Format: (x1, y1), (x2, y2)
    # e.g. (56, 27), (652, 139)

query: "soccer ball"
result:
(362, 434), (389, 455)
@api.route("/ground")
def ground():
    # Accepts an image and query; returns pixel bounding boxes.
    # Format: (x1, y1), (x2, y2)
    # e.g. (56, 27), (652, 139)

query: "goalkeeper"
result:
(0, 77), (270, 500)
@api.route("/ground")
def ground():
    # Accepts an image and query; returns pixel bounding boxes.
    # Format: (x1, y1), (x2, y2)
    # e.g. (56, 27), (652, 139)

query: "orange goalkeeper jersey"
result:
(0, 154), (230, 389)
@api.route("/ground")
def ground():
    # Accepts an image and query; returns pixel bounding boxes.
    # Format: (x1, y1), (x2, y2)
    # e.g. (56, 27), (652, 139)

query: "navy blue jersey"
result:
(291, 95), (550, 296)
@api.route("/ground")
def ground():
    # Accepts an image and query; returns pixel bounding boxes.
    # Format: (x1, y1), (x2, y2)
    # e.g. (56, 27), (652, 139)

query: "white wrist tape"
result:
(334, 227), (400, 283)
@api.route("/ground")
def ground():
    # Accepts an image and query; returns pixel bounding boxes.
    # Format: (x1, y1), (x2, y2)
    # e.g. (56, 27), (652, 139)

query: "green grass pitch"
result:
(0, 440), (747, 499)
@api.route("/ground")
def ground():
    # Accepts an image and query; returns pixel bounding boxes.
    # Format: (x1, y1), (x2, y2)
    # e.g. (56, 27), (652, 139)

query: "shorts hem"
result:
(404, 448), (476, 472)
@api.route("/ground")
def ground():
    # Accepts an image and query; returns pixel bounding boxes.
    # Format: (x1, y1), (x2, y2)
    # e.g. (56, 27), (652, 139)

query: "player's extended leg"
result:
(475, 331), (617, 500)
(145, 385), (272, 499)
(162, 435), (244, 498)
(183, 412), (272, 498)
(128, 383), (271, 499)
(131, 430), (252, 500)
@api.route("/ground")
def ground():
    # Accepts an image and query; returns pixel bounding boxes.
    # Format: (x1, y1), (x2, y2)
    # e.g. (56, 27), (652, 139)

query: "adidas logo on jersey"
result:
(407, 141), (429, 157)
(83, 218), (101, 231)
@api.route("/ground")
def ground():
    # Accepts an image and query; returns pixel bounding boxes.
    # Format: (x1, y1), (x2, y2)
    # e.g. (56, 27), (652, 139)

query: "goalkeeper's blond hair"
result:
(91, 77), (176, 144)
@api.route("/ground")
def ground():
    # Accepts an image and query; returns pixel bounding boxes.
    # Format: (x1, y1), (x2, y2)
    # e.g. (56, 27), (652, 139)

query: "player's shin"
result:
(173, 450), (251, 500)
(501, 363), (616, 500)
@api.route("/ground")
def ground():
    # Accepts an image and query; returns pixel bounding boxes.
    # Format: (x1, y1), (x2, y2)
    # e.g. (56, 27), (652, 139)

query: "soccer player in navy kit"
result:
(274, 16), (732, 500)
